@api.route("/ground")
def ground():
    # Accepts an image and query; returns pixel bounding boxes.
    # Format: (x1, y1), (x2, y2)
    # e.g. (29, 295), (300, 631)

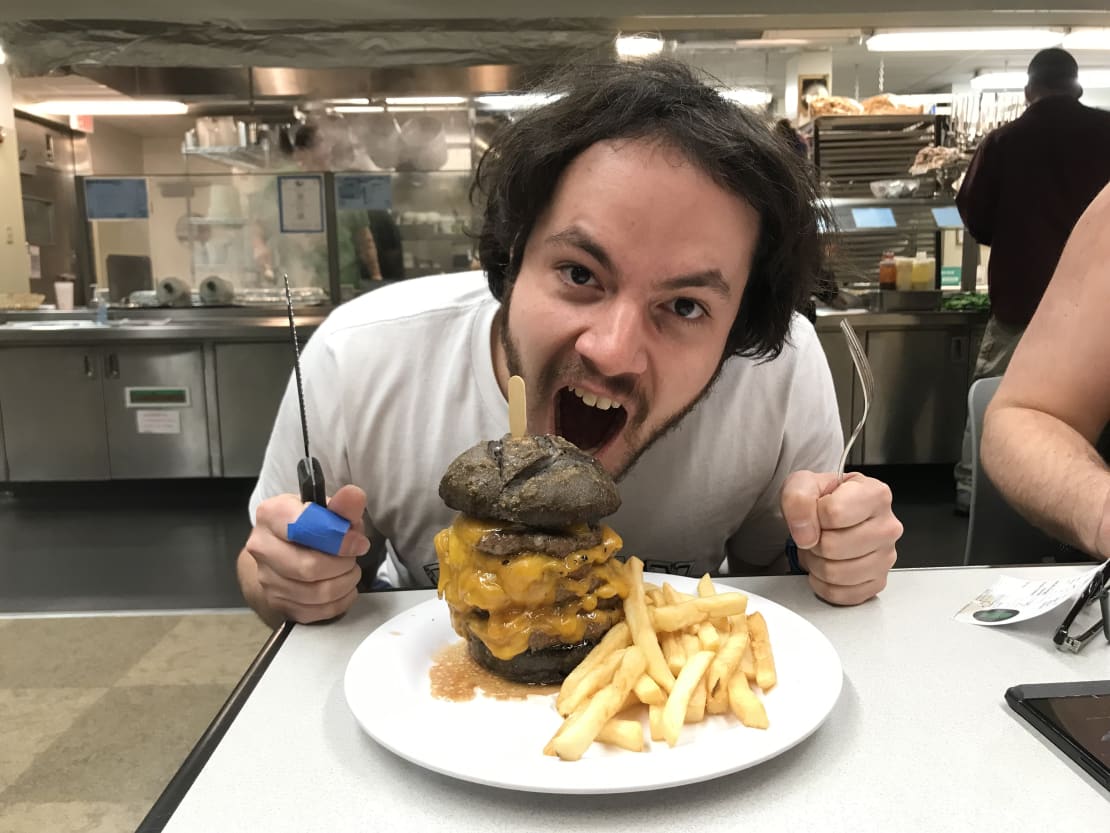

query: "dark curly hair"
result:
(471, 57), (829, 361)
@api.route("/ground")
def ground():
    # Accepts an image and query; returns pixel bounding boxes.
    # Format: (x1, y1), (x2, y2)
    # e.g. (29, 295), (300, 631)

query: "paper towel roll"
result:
(198, 275), (234, 306)
(156, 277), (193, 307)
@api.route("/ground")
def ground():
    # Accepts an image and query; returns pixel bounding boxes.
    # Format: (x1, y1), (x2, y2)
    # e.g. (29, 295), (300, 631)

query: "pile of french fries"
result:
(544, 556), (777, 761)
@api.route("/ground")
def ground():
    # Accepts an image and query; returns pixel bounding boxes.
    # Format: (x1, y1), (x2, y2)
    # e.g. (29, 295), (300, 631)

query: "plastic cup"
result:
(54, 281), (74, 311)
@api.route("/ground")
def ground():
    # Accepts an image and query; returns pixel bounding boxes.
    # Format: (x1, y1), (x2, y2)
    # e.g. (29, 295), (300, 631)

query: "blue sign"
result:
(850, 207), (897, 229)
(335, 174), (392, 212)
(931, 206), (964, 228)
(84, 178), (149, 220)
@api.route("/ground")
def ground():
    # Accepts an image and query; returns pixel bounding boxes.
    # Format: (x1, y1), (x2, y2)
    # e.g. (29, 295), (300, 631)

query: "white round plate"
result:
(344, 574), (843, 794)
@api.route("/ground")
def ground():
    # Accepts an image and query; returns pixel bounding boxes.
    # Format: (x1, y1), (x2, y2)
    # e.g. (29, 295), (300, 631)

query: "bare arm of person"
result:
(981, 184), (1110, 559)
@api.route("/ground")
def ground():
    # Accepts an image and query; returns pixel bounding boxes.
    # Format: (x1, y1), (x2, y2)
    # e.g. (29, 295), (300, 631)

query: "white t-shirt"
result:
(249, 271), (843, 586)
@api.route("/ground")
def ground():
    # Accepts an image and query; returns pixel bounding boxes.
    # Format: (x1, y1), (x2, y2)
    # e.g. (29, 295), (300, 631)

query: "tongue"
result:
(558, 390), (618, 452)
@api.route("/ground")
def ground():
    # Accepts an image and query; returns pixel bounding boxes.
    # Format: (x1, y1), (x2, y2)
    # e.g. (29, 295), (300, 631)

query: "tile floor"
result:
(0, 612), (271, 833)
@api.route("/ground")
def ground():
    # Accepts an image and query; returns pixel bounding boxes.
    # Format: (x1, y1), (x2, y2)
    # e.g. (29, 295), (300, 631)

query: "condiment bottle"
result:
(911, 250), (936, 290)
(878, 251), (897, 290)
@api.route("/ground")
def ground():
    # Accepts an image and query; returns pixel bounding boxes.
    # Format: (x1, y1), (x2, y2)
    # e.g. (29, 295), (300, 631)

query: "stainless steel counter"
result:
(0, 306), (988, 481)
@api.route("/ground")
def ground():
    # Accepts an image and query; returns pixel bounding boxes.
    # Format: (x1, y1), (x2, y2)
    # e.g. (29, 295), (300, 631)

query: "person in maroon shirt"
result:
(954, 48), (1110, 514)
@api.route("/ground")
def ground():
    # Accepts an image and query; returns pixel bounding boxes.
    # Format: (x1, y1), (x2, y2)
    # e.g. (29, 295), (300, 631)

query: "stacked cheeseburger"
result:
(435, 434), (629, 684)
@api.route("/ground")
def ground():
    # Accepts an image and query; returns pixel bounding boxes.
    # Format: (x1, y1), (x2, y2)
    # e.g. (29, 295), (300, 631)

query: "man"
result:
(239, 59), (903, 628)
(954, 47), (1110, 514)
(981, 182), (1110, 561)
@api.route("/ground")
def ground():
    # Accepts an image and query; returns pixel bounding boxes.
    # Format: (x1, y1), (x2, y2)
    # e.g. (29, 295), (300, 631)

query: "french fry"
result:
(686, 675), (708, 723)
(623, 558), (676, 693)
(728, 672), (769, 729)
(697, 621), (721, 651)
(706, 629), (749, 701)
(706, 678), (731, 714)
(551, 647), (648, 761)
(633, 673), (666, 706)
(558, 649), (625, 717)
(662, 582), (684, 606)
(597, 718), (645, 752)
(543, 571), (774, 759)
(650, 595), (748, 632)
(681, 631), (701, 659)
(661, 631), (685, 675)
(748, 612), (777, 692)
(648, 704), (665, 742)
(556, 621), (630, 712)
(661, 650), (714, 747)
(740, 639), (755, 682)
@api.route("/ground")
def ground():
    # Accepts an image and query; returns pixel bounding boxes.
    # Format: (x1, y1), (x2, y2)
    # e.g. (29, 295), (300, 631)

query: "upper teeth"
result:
(570, 387), (618, 411)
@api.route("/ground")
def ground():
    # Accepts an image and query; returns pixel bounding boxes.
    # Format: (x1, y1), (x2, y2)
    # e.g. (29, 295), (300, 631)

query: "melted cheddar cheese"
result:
(434, 514), (629, 661)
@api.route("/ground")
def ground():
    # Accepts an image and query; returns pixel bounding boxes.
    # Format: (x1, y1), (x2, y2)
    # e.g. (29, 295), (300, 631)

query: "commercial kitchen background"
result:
(1, 3), (1108, 612)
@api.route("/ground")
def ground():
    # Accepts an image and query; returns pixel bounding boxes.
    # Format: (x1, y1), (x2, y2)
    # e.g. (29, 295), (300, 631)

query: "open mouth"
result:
(555, 387), (628, 456)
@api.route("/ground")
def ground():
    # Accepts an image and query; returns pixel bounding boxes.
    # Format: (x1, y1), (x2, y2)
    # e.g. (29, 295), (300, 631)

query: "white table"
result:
(152, 566), (1109, 832)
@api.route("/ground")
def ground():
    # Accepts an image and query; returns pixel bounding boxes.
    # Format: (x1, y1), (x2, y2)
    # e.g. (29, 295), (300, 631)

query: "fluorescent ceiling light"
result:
(333, 105), (385, 114)
(384, 96), (466, 106)
(325, 98), (370, 106)
(867, 29), (1064, 52)
(719, 88), (773, 107)
(616, 34), (664, 59)
(1063, 28), (1110, 50)
(28, 99), (188, 116)
(474, 93), (562, 111)
(971, 69), (1110, 90)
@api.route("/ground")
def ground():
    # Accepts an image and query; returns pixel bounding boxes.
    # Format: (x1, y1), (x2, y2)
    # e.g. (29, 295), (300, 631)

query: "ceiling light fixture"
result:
(332, 105), (386, 114)
(867, 28), (1064, 52)
(383, 96), (467, 106)
(616, 34), (664, 59)
(325, 98), (371, 106)
(474, 93), (562, 111)
(971, 69), (1110, 90)
(28, 99), (188, 116)
(719, 88), (774, 107)
(1063, 28), (1110, 50)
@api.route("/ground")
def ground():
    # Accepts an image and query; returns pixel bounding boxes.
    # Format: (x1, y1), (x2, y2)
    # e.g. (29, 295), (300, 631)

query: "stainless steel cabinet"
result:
(0, 344), (210, 481)
(861, 327), (970, 464)
(0, 346), (112, 480)
(214, 343), (293, 477)
(101, 345), (211, 478)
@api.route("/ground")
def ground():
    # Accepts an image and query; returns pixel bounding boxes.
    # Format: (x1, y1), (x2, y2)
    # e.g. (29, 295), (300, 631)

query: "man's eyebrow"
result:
(656, 270), (732, 299)
(544, 227), (615, 274)
(545, 226), (731, 299)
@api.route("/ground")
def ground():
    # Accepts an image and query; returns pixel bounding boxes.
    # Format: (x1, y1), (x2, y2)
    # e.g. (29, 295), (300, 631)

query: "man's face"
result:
(493, 138), (761, 478)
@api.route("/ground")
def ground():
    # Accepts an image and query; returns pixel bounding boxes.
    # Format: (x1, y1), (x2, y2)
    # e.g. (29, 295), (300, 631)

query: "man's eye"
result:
(558, 265), (597, 287)
(670, 298), (707, 320)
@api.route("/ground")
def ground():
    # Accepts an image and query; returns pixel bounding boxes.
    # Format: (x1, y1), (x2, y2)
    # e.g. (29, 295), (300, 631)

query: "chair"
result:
(963, 376), (1079, 565)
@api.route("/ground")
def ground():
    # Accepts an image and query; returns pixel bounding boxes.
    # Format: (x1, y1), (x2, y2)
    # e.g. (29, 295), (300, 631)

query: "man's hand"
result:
(243, 485), (371, 625)
(781, 471), (903, 606)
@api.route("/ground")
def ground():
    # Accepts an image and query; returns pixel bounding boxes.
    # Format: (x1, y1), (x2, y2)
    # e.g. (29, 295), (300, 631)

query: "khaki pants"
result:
(954, 316), (1025, 506)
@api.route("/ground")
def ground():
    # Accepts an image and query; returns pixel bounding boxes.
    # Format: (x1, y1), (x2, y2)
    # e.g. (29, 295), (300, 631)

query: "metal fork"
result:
(838, 318), (874, 478)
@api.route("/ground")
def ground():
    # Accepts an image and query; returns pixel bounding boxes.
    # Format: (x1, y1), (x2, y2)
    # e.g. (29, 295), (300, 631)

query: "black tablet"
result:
(1006, 680), (1110, 792)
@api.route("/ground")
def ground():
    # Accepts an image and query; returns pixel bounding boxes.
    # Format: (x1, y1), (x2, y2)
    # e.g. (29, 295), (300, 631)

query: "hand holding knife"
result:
(282, 273), (351, 555)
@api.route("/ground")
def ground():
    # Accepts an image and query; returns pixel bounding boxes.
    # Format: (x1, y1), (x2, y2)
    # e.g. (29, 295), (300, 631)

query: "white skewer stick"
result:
(508, 375), (527, 438)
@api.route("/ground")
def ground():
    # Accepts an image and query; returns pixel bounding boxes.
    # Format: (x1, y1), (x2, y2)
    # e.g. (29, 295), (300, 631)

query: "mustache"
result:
(541, 357), (639, 405)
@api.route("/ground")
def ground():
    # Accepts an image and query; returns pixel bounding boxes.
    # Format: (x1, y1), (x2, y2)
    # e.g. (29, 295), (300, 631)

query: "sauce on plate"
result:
(429, 641), (559, 702)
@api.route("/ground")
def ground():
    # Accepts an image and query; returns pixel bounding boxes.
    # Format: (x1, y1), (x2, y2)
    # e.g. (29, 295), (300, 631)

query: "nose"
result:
(574, 298), (649, 379)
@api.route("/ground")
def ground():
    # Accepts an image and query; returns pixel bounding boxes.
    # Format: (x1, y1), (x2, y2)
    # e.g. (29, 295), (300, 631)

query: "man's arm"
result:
(956, 134), (1001, 246)
(981, 183), (1110, 558)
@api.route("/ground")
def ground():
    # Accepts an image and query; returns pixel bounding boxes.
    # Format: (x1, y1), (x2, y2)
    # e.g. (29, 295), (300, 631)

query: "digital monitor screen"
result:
(850, 207), (897, 229)
(932, 206), (964, 228)
(84, 178), (150, 220)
